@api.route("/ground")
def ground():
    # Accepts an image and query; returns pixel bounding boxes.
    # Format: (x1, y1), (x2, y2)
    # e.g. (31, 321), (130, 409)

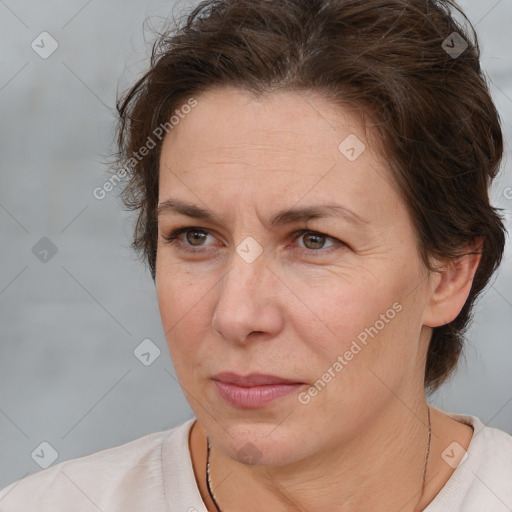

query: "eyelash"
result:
(161, 226), (345, 256)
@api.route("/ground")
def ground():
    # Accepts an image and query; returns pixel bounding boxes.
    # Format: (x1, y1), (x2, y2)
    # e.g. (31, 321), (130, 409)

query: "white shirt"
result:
(0, 412), (511, 511)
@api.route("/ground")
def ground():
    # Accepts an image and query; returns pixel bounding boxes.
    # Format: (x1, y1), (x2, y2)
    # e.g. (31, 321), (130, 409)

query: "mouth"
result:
(212, 372), (306, 408)
(212, 372), (305, 387)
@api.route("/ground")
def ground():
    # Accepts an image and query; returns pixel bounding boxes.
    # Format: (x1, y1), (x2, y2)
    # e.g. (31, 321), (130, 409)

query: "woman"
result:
(1, 0), (510, 510)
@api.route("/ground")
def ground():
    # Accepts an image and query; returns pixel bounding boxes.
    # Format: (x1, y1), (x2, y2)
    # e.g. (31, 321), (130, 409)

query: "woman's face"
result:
(156, 86), (435, 465)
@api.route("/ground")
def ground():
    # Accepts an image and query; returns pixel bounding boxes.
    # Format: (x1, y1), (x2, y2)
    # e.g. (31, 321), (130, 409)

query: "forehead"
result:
(158, 86), (400, 225)
(161, 87), (376, 169)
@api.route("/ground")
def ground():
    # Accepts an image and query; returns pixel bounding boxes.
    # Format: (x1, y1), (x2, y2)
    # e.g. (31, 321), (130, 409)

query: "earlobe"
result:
(422, 239), (483, 328)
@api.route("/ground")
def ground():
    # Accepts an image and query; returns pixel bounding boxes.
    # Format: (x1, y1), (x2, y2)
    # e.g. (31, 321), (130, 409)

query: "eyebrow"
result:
(157, 198), (370, 230)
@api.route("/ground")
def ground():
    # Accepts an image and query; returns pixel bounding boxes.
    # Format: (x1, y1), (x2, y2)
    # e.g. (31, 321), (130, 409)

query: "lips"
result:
(211, 372), (307, 408)
(212, 372), (304, 387)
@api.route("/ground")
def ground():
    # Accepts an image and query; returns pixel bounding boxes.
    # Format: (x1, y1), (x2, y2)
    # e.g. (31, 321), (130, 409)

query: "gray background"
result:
(0, 0), (511, 489)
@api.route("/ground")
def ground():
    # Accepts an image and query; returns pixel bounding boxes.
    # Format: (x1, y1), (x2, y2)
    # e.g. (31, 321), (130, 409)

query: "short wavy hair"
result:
(114, 0), (507, 393)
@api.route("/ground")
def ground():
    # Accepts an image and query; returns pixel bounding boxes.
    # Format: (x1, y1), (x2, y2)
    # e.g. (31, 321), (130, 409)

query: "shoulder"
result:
(472, 417), (512, 481)
(0, 419), (195, 512)
(464, 413), (512, 473)
(464, 416), (512, 510)
(428, 411), (512, 512)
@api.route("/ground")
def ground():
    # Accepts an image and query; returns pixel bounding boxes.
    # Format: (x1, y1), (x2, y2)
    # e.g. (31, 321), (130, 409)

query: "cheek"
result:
(156, 254), (211, 323)
(291, 267), (421, 391)
(155, 248), (424, 385)
(287, 269), (400, 354)
(156, 269), (211, 373)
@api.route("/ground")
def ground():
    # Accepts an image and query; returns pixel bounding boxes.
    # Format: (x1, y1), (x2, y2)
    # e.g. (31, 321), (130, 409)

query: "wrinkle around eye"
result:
(160, 226), (348, 257)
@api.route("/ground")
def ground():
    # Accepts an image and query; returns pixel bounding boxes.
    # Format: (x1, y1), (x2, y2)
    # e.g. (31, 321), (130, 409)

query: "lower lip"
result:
(213, 380), (304, 408)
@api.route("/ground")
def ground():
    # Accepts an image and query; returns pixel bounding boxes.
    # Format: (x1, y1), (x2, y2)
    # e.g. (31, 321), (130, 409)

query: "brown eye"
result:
(163, 226), (344, 257)
(301, 232), (328, 250)
(294, 230), (339, 252)
(162, 227), (217, 253)
(184, 229), (209, 246)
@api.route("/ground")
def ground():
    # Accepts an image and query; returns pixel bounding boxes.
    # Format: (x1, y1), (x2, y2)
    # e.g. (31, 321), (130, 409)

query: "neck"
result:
(204, 400), (433, 512)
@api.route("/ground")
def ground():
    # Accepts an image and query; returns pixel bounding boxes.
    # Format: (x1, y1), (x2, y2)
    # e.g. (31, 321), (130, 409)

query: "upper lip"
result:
(212, 372), (303, 387)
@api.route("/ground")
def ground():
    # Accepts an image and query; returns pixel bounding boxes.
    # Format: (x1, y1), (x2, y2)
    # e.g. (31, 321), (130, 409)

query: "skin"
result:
(155, 86), (478, 512)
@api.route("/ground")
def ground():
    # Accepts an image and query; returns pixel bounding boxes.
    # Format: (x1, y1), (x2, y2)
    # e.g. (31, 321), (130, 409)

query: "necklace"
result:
(206, 405), (431, 512)
(206, 437), (223, 512)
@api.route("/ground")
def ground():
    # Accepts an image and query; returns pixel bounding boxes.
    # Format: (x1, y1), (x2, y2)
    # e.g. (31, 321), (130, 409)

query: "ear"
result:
(422, 238), (483, 328)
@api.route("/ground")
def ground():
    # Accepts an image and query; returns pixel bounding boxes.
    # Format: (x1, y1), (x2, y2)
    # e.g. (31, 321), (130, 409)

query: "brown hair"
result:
(114, 0), (507, 393)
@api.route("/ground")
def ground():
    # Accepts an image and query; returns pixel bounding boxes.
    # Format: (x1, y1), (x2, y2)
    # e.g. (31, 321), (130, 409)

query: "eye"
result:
(161, 226), (345, 256)
(293, 229), (338, 252)
(161, 227), (217, 254)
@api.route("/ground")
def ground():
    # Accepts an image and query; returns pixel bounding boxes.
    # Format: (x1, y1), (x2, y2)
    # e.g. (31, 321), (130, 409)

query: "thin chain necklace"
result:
(206, 406), (431, 512)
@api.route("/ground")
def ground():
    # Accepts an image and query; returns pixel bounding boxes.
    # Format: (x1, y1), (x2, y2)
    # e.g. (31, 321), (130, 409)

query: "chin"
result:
(209, 416), (308, 467)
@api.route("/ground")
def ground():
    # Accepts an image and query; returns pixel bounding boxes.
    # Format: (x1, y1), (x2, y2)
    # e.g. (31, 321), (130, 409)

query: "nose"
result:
(211, 251), (283, 345)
